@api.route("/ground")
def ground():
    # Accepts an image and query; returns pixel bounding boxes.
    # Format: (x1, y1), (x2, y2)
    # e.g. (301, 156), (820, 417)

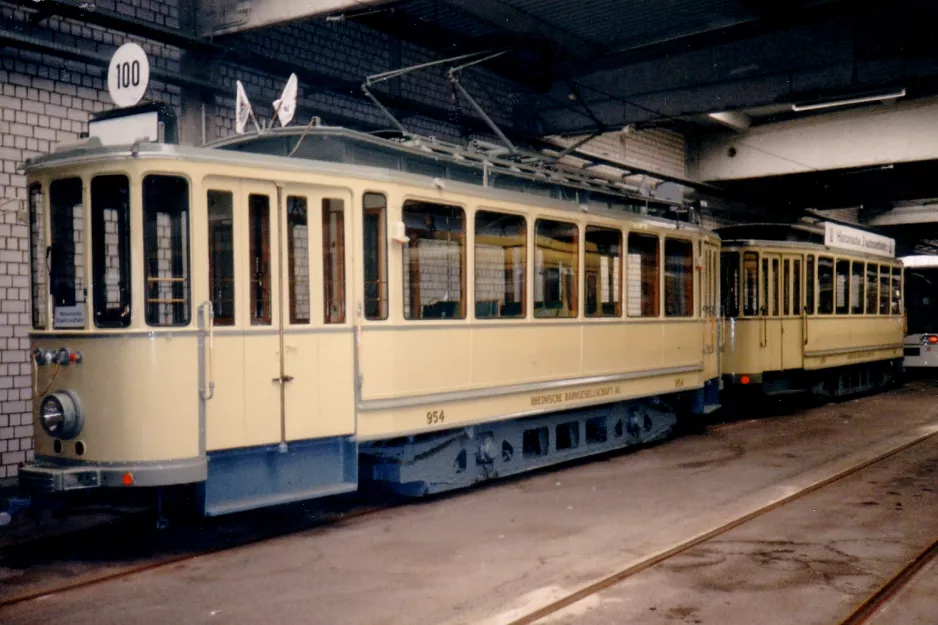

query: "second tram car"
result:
(17, 106), (722, 516)
(718, 223), (905, 399)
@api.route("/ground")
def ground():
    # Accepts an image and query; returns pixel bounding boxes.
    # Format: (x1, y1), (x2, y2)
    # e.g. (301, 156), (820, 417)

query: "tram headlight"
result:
(39, 390), (84, 440)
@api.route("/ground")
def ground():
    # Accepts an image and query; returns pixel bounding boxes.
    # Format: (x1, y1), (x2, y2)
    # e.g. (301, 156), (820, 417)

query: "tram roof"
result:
(207, 125), (687, 215)
(26, 123), (715, 232)
(716, 223), (901, 262)
(25, 125), (717, 234)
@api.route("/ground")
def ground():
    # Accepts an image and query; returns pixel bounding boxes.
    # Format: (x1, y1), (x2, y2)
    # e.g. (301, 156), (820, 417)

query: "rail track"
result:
(3, 410), (937, 623)
(0, 497), (387, 609)
(835, 537), (938, 625)
(503, 424), (938, 625)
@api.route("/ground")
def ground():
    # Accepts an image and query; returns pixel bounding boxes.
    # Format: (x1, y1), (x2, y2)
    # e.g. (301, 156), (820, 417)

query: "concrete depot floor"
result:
(3, 380), (938, 625)
(866, 554), (938, 625)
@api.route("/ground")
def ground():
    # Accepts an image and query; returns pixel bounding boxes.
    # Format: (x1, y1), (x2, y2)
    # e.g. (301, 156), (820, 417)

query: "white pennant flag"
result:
(272, 73), (298, 127)
(235, 80), (253, 135)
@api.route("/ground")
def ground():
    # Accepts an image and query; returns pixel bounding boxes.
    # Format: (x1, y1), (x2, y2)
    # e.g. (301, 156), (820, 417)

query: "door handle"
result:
(272, 375), (294, 383)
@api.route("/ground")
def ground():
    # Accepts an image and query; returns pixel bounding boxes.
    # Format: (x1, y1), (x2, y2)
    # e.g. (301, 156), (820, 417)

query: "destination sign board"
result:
(824, 222), (895, 258)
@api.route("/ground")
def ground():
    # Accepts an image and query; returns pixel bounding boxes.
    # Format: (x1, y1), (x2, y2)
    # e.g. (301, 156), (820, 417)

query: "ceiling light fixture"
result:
(791, 88), (906, 112)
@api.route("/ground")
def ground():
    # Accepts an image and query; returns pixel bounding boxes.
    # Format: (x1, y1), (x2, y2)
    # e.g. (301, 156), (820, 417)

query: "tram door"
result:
(203, 179), (283, 451)
(203, 180), (355, 453)
(278, 185), (356, 441)
(760, 253), (783, 372)
(780, 254), (805, 370)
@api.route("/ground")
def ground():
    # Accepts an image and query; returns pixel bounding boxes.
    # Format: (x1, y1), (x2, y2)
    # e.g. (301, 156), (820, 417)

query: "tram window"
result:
(771, 258), (779, 316)
(818, 257), (834, 314)
(535, 219), (578, 318)
(879, 264), (890, 314)
(287, 196), (310, 324)
(742, 252), (758, 316)
(49, 178), (84, 326)
(475, 210), (526, 319)
(249, 194), (272, 325)
(760, 258), (769, 315)
(403, 200), (465, 320)
(207, 191), (235, 326)
(892, 267), (902, 314)
(664, 238), (693, 317)
(626, 233), (658, 317)
(793, 259), (801, 315)
(92, 175), (131, 328)
(866, 264), (878, 314)
(720, 252), (740, 318)
(143, 176), (190, 327)
(805, 255), (815, 314)
(850, 261), (864, 314)
(29, 184), (46, 329)
(834, 259), (850, 315)
(322, 198), (346, 324)
(783, 259), (790, 316)
(585, 226), (621, 317)
(804, 254), (817, 315)
(363, 193), (388, 320)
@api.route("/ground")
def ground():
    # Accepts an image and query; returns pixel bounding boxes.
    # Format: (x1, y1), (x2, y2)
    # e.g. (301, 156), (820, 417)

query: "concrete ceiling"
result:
(323, 0), (938, 136)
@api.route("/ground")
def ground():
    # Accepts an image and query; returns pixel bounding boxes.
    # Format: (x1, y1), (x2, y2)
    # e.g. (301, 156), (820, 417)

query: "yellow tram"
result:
(18, 105), (722, 516)
(718, 223), (904, 398)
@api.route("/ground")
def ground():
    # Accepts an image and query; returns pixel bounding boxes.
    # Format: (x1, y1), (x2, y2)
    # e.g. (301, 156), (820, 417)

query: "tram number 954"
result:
(426, 409), (446, 425)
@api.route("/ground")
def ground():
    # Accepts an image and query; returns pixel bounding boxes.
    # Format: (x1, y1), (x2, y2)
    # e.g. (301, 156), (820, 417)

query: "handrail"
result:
(802, 309), (809, 346)
(760, 308), (768, 348)
(198, 301), (215, 401)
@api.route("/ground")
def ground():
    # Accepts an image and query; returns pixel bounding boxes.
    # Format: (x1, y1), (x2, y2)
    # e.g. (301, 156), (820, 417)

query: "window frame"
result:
(879, 264), (890, 314)
(286, 195), (311, 325)
(207, 189), (236, 326)
(627, 231), (660, 318)
(249, 193), (273, 326)
(805, 254), (815, 315)
(584, 225), (622, 318)
(402, 198), (467, 321)
(322, 197), (347, 324)
(720, 250), (740, 318)
(850, 260), (865, 315)
(92, 173), (132, 328)
(865, 263), (878, 315)
(142, 174), (191, 328)
(48, 177), (85, 329)
(362, 191), (389, 321)
(474, 208), (527, 320)
(818, 256), (835, 315)
(29, 183), (47, 329)
(742, 251), (759, 317)
(664, 236), (694, 318)
(533, 217), (579, 319)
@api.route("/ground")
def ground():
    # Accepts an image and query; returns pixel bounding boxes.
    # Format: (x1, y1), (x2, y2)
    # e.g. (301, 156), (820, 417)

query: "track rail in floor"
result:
(504, 426), (938, 625)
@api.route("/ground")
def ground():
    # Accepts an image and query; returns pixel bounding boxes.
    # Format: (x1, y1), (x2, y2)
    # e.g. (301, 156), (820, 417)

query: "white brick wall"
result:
(549, 128), (688, 186)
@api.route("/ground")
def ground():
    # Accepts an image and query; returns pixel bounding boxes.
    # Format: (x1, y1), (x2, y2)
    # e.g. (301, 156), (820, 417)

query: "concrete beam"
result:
(707, 111), (751, 132)
(204, 0), (393, 36)
(692, 97), (938, 181)
(868, 204), (938, 226)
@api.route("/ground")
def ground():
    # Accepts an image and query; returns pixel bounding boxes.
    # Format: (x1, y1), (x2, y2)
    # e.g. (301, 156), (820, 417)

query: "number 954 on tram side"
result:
(16, 105), (722, 518)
